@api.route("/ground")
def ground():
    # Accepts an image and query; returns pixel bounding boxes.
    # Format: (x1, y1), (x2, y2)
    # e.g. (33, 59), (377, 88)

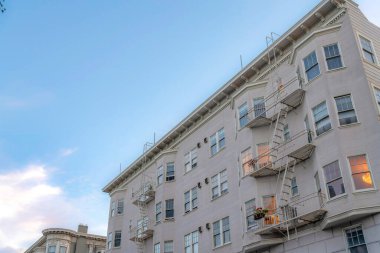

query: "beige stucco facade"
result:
(103, 0), (380, 252)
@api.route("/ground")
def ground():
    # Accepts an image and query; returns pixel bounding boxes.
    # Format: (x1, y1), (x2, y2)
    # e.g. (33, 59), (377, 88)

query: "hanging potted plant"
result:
(254, 207), (268, 220)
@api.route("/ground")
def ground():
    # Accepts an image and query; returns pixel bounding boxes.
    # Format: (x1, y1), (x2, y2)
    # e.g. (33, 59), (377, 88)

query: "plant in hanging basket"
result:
(254, 207), (269, 220)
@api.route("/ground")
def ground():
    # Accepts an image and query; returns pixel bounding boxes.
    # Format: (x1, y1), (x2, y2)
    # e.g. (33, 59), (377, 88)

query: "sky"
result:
(0, 0), (379, 252)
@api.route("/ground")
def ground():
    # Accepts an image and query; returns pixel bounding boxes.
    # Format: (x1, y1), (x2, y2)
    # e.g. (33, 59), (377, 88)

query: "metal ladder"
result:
(268, 108), (287, 168)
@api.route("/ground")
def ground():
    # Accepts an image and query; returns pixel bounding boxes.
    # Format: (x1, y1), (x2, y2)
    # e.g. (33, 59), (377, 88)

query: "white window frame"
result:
(322, 42), (345, 71)
(212, 217), (231, 248)
(303, 50), (321, 82)
(253, 97), (266, 118)
(311, 101), (332, 137)
(157, 166), (163, 186)
(238, 102), (249, 128)
(185, 148), (198, 173)
(358, 33), (378, 64)
(322, 160), (346, 200)
(283, 124), (290, 142)
(333, 94), (359, 126)
(164, 240), (174, 253)
(291, 177), (299, 196)
(184, 231), (199, 253)
(371, 83), (380, 114)
(114, 231), (122, 248)
(154, 242), (160, 253)
(48, 246), (56, 253)
(241, 147), (253, 177)
(347, 154), (376, 192)
(343, 224), (369, 253)
(166, 162), (175, 182)
(155, 202), (162, 223)
(245, 199), (257, 231)
(116, 199), (124, 215)
(165, 199), (174, 219)
(184, 187), (198, 213)
(107, 232), (112, 250)
(211, 169), (228, 199)
(110, 201), (116, 218)
(210, 128), (225, 156)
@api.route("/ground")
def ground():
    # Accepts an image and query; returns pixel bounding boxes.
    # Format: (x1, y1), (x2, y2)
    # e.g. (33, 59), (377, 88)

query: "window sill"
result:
(183, 207), (198, 216)
(363, 59), (380, 70)
(326, 193), (348, 203)
(210, 146), (226, 159)
(305, 74), (322, 86)
(163, 218), (175, 222)
(165, 179), (176, 184)
(352, 189), (377, 195)
(314, 128), (333, 140)
(211, 191), (229, 202)
(184, 166), (198, 176)
(326, 66), (347, 72)
(338, 122), (361, 129)
(213, 242), (232, 250)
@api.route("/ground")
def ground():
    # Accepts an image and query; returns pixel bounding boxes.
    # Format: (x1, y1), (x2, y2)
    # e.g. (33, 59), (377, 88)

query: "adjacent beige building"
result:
(103, 0), (380, 252)
(25, 225), (106, 253)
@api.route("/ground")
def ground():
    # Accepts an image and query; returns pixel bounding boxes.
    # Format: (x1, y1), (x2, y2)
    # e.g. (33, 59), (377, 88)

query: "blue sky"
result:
(0, 1), (379, 252)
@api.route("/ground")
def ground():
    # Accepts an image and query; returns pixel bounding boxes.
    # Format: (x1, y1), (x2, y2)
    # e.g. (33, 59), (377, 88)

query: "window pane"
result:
(304, 51), (320, 81)
(374, 87), (380, 105)
(324, 44), (343, 70)
(349, 155), (370, 173)
(257, 143), (270, 167)
(360, 37), (373, 53)
(154, 243), (160, 253)
(352, 173), (374, 190)
(59, 247), (67, 253)
(164, 241), (173, 253)
(48, 246), (56, 253)
(242, 149), (253, 176)
(327, 178), (346, 198)
(254, 97), (266, 117)
(263, 196), (276, 214)
(239, 103), (248, 127)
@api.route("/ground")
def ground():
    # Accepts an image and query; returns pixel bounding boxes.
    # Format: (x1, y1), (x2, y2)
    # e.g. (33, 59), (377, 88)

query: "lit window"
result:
(303, 51), (320, 81)
(262, 195), (277, 215)
(48, 246), (56, 253)
(373, 86), (380, 112)
(257, 143), (270, 168)
(312, 101), (331, 136)
(156, 202), (162, 223)
(157, 166), (163, 185)
(154, 243), (160, 253)
(211, 170), (228, 199)
(184, 231), (198, 253)
(348, 155), (374, 190)
(114, 231), (122, 247)
(210, 128), (225, 156)
(117, 199), (124, 215)
(164, 241), (173, 253)
(166, 162), (175, 182)
(283, 124), (290, 141)
(245, 199), (257, 230)
(165, 199), (174, 219)
(253, 97), (266, 118)
(323, 161), (345, 198)
(184, 187), (198, 213)
(291, 177), (298, 196)
(241, 148), (253, 176)
(213, 217), (230, 247)
(185, 148), (198, 173)
(59, 246), (67, 253)
(324, 43), (343, 70)
(239, 102), (249, 128)
(110, 201), (116, 217)
(360, 36), (377, 64)
(345, 226), (368, 253)
(335, 95), (358, 125)
(107, 232), (112, 249)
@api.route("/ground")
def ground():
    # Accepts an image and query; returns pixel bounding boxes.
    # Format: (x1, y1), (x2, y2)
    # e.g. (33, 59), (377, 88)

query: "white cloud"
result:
(0, 165), (107, 253)
(357, 0), (380, 26)
(59, 147), (78, 157)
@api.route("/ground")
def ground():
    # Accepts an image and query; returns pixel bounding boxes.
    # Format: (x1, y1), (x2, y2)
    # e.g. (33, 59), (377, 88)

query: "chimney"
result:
(77, 224), (88, 233)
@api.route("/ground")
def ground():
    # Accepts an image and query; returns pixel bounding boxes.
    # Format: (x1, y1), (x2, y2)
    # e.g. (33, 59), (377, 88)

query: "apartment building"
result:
(25, 225), (106, 253)
(103, 0), (380, 252)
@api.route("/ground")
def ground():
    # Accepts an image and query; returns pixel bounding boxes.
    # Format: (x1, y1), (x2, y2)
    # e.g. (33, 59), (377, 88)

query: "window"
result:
(107, 232), (112, 249)
(239, 102), (249, 128)
(245, 199), (257, 230)
(166, 162), (175, 182)
(165, 199), (174, 219)
(185, 148), (198, 173)
(262, 195), (277, 215)
(184, 231), (199, 253)
(345, 226), (368, 253)
(335, 95), (358, 125)
(241, 148), (253, 176)
(59, 246), (67, 253)
(283, 124), (290, 141)
(110, 201), (115, 217)
(137, 216), (149, 237)
(253, 97), (266, 118)
(164, 241), (173, 253)
(211, 170), (228, 199)
(48, 246), (56, 253)
(348, 155), (374, 191)
(117, 199), (124, 215)
(210, 128), (225, 156)
(360, 36), (377, 64)
(373, 86), (380, 112)
(156, 202), (162, 223)
(291, 177), (298, 196)
(154, 243), (160, 253)
(257, 143), (270, 168)
(303, 51), (320, 81)
(213, 217), (230, 247)
(323, 161), (345, 198)
(324, 43), (343, 70)
(184, 187), (198, 213)
(114, 231), (121, 247)
(312, 101), (331, 136)
(157, 166), (163, 185)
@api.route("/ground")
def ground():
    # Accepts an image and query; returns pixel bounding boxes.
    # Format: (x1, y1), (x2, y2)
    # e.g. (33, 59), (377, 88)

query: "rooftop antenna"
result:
(240, 55), (243, 70)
